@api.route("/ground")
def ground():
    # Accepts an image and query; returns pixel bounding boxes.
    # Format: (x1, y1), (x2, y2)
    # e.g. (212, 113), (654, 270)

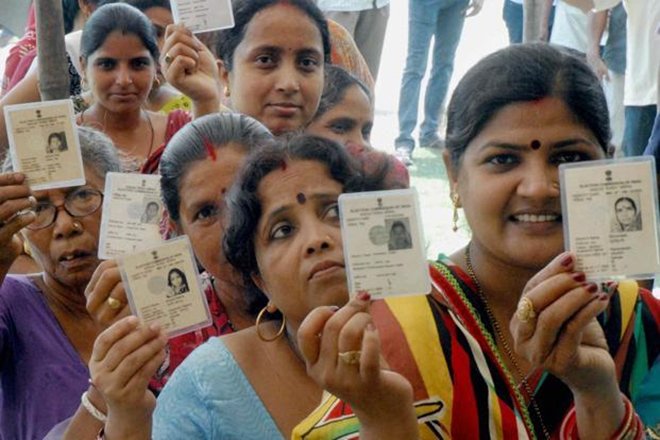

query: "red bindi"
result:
(296, 193), (306, 204)
(280, 160), (287, 171)
(203, 138), (217, 161)
(531, 139), (541, 150)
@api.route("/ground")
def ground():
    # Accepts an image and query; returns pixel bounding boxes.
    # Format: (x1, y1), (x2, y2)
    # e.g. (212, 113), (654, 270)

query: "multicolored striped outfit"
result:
(293, 256), (659, 439)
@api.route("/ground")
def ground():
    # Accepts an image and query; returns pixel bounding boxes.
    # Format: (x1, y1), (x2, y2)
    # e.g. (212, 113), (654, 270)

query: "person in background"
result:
(586, 4), (626, 152)
(394, 0), (483, 167)
(316, 0), (389, 81)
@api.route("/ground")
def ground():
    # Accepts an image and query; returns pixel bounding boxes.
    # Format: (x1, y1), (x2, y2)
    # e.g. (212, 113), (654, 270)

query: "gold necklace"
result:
(464, 243), (551, 440)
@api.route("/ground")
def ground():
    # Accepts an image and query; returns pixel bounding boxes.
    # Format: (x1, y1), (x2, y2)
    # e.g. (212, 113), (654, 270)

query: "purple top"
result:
(0, 275), (88, 440)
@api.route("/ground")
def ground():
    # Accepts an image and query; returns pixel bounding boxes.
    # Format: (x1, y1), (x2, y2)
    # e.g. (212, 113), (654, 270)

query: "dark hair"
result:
(116, 0), (171, 11)
(446, 43), (611, 168)
(215, 0), (331, 70)
(615, 196), (637, 213)
(390, 221), (406, 232)
(223, 134), (388, 315)
(313, 65), (372, 121)
(62, 0), (81, 33)
(167, 268), (188, 288)
(145, 201), (159, 210)
(80, 3), (160, 62)
(47, 132), (65, 145)
(160, 113), (274, 223)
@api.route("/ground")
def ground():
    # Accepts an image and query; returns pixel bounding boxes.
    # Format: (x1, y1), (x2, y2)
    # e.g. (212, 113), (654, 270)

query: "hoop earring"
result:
(451, 192), (460, 232)
(153, 76), (161, 89)
(256, 305), (286, 342)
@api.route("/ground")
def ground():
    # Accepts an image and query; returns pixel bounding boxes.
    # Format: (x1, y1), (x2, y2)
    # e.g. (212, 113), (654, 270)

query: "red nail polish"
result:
(572, 272), (586, 283)
(356, 291), (371, 301)
(560, 254), (574, 267)
(585, 283), (598, 293)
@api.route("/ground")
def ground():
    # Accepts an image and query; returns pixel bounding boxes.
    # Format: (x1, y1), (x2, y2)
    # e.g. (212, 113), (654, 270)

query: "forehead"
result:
(178, 146), (247, 196)
(472, 97), (599, 146)
(89, 31), (152, 58)
(257, 160), (342, 208)
(323, 85), (373, 121)
(237, 4), (323, 54)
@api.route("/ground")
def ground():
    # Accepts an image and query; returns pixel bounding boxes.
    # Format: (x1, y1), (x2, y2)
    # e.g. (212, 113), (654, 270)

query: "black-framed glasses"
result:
(27, 188), (104, 230)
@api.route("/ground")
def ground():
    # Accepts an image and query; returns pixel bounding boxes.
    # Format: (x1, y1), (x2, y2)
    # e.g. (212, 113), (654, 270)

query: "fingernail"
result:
(28, 195), (37, 207)
(585, 283), (598, 294)
(328, 305), (339, 312)
(607, 282), (618, 295)
(356, 291), (371, 302)
(599, 293), (610, 301)
(572, 272), (586, 283)
(366, 323), (375, 332)
(149, 323), (161, 332)
(560, 254), (574, 267)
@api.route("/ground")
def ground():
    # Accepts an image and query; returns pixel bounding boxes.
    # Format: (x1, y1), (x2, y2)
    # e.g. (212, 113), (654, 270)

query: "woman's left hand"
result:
(510, 252), (615, 392)
(298, 293), (417, 440)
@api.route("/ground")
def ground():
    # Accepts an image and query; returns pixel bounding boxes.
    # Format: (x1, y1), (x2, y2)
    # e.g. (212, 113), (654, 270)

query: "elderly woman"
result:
(51, 113), (274, 439)
(83, 136), (415, 440)
(0, 127), (128, 440)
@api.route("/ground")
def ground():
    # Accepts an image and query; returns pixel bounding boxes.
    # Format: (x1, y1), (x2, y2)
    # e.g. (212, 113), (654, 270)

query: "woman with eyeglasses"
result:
(0, 127), (166, 440)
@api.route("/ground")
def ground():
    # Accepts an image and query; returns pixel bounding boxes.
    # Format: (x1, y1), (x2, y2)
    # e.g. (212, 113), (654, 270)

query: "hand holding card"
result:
(119, 237), (212, 338)
(171, 0), (234, 33)
(560, 157), (660, 281)
(339, 189), (430, 299)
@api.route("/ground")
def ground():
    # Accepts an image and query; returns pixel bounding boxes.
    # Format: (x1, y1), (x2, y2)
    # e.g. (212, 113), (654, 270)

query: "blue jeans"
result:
(502, 0), (523, 44)
(623, 105), (657, 157)
(395, 0), (468, 151)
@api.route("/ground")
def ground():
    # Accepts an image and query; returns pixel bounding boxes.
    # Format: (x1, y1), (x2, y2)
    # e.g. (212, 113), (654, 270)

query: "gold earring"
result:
(256, 304), (286, 342)
(224, 86), (230, 97)
(153, 76), (161, 89)
(451, 192), (460, 232)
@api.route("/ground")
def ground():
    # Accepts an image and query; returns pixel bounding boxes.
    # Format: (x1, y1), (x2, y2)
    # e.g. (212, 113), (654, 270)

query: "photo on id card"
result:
(4, 99), (85, 190)
(339, 188), (430, 299)
(98, 172), (165, 259)
(120, 237), (211, 338)
(560, 157), (660, 281)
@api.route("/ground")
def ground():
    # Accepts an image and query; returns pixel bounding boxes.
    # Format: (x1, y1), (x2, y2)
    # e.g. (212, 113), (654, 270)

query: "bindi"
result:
(296, 193), (306, 204)
(530, 139), (541, 150)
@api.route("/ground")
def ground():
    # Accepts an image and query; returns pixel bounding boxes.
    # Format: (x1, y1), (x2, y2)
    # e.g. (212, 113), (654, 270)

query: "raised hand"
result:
(85, 260), (131, 328)
(0, 172), (35, 274)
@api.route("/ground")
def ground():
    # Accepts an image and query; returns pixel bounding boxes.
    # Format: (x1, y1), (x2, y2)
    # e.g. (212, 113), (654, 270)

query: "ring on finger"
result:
(164, 53), (173, 65)
(107, 297), (122, 310)
(338, 350), (361, 366)
(516, 296), (537, 323)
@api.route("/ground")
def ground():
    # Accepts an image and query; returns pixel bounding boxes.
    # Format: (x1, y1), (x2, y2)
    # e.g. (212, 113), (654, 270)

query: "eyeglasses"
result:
(27, 188), (104, 230)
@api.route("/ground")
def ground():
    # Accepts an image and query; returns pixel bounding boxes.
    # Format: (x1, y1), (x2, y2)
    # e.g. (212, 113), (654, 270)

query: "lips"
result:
(58, 249), (93, 263)
(269, 103), (301, 117)
(308, 260), (344, 280)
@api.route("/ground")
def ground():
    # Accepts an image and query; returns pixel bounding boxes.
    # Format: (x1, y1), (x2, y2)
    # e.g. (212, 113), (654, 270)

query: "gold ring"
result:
(516, 296), (537, 323)
(107, 297), (122, 310)
(338, 350), (361, 365)
(164, 53), (173, 65)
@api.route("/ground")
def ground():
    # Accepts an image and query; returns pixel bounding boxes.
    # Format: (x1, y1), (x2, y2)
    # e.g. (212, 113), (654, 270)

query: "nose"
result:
(275, 62), (301, 95)
(116, 65), (133, 86)
(516, 162), (560, 200)
(52, 206), (83, 239)
(304, 223), (333, 256)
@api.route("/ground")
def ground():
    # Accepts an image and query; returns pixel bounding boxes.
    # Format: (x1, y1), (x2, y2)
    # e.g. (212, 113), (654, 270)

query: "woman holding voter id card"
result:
(0, 127), (132, 440)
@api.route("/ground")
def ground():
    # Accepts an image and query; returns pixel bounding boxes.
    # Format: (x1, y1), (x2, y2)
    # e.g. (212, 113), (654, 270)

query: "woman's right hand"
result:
(298, 293), (417, 440)
(89, 316), (167, 439)
(85, 260), (131, 329)
(0, 172), (35, 272)
(160, 24), (220, 112)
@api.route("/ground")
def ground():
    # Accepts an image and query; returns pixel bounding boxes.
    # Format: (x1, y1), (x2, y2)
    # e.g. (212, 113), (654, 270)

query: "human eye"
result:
(362, 123), (373, 141)
(95, 59), (116, 70)
(255, 53), (276, 68)
(33, 202), (51, 214)
(131, 58), (152, 69)
(269, 221), (294, 240)
(71, 188), (98, 202)
(193, 204), (220, 223)
(328, 120), (351, 135)
(486, 153), (519, 167)
(551, 150), (591, 165)
(298, 56), (320, 72)
(323, 203), (340, 221)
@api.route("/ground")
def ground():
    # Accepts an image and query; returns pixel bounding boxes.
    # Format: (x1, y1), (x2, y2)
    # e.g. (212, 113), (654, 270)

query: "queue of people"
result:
(0, 0), (658, 439)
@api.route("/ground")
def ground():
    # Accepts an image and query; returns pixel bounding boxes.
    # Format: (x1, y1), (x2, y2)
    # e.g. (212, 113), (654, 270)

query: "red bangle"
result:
(559, 395), (643, 440)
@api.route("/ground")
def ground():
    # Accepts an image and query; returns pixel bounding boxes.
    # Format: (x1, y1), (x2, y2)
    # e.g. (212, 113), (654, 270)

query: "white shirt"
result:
(550, 1), (590, 53)
(593, 0), (659, 106)
(316, 0), (390, 12)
